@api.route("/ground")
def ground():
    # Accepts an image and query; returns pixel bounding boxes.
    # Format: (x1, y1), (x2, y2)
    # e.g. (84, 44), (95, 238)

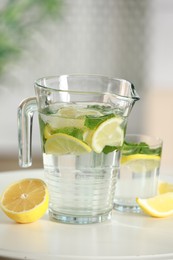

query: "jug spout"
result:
(130, 83), (140, 101)
(128, 82), (140, 114)
(108, 79), (140, 117)
(117, 79), (140, 101)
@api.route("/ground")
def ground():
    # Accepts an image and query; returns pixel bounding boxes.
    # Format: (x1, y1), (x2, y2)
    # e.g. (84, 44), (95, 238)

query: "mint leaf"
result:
(84, 113), (115, 130)
(123, 141), (162, 156)
(54, 127), (84, 140)
(102, 145), (119, 154)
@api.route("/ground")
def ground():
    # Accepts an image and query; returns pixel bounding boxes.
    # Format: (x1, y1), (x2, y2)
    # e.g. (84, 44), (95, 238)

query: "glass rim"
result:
(125, 134), (163, 146)
(34, 74), (140, 101)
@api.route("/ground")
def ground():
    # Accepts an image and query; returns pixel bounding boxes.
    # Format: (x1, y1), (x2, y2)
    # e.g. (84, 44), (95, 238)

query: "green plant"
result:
(0, 0), (62, 74)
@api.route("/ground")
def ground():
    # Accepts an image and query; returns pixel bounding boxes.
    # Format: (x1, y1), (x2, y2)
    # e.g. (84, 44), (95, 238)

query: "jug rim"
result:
(35, 74), (140, 101)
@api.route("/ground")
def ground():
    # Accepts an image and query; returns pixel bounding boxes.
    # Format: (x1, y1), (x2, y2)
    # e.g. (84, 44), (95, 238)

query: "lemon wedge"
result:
(0, 179), (49, 223)
(91, 117), (124, 153)
(136, 192), (173, 218)
(45, 133), (92, 155)
(121, 154), (160, 173)
(158, 182), (173, 194)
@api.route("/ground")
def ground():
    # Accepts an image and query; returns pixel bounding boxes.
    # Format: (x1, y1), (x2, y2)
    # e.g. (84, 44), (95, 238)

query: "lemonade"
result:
(39, 103), (127, 223)
(114, 134), (162, 213)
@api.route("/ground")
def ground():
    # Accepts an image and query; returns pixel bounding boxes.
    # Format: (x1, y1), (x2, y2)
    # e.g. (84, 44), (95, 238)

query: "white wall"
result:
(143, 0), (173, 168)
(147, 0), (173, 89)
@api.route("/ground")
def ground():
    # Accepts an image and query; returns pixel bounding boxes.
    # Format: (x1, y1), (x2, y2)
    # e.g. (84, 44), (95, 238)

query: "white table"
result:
(0, 169), (173, 260)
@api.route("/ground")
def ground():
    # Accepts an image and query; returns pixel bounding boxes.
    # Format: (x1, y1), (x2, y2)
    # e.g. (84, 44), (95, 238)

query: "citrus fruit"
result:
(42, 106), (103, 131)
(0, 178), (49, 223)
(45, 133), (92, 155)
(136, 192), (173, 217)
(42, 115), (84, 130)
(158, 182), (173, 194)
(121, 154), (160, 173)
(57, 106), (79, 118)
(57, 106), (103, 118)
(91, 117), (123, 153)
(83, 129), (94, 146)
(44, 124), (53, 139)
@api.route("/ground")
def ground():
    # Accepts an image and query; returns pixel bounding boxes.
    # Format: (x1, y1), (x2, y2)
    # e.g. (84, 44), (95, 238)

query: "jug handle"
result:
(18, 97), (37, 167)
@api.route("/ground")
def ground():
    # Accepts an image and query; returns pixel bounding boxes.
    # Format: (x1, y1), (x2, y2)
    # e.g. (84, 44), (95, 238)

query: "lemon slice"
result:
(76, 108), (103, 118)
(0, 179), (49, 223)
(91, 117), (123, 153)
(44, 116), (85, 129)
(44, 124), (53, 139)
(57, 106), (78, 118)
(121, 154), (160, 173)
(83, 129), (94, 146)
(45, 133), (92, 155)
(42, 107), (103, 131)
(57, 106), (103, 118)
(136, 192), (173, 217)
(158, 182), (173, 194)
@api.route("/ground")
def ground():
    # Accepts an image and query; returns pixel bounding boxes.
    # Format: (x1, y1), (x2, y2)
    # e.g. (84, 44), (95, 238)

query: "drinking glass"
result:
(18, 75), (139, 224)
(114, 134), (163, 213)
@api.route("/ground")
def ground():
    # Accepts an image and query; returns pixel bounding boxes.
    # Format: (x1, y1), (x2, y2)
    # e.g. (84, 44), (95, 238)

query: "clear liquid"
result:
(39, 102), (126, 223)
(114, 165), (160, 213)
(43, 151), (119, 223)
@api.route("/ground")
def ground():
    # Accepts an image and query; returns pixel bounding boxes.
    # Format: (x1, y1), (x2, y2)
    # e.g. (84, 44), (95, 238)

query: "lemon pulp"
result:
(0, 178), (49, 223)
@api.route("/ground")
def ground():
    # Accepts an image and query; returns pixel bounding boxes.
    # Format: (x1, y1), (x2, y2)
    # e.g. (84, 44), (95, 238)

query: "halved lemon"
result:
(158, 182), (173, 194)
(136, 192), (173, 218)
(121, 154), (160, 173)
(91, 117), (124, 153)
(45, 133), (92, 155)
(0, 179), (49, 223)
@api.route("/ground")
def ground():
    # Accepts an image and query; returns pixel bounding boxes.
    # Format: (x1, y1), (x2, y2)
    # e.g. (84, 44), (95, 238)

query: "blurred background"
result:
(0, 0), (173, 171)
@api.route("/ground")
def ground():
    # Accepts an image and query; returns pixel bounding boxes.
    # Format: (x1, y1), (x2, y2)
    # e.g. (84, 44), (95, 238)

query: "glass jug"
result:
(18, 75), (140, 224)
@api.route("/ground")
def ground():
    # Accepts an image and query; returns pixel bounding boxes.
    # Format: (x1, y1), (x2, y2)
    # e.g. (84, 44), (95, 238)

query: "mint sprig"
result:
(102, 145), (121, 154)
(123, 141), (162, 156)
(84, 113), (115, 130)
(53, 127), (84, 140)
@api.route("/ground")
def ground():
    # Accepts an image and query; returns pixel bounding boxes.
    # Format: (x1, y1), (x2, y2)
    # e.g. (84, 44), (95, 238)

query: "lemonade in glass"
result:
(114, 134), (162, 213)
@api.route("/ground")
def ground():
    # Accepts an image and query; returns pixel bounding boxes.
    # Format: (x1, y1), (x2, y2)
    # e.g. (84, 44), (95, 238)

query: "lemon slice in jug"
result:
(45, 133), (92, 155)
(91, 117), (124, 153)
